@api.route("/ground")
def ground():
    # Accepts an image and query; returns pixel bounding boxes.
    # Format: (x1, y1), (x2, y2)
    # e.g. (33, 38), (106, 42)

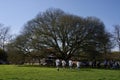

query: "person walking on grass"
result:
(55, 58), (60, 71)
(62, 60), (66, 68)
(76, 60), (81, 69)
(69, 59), (73, 69)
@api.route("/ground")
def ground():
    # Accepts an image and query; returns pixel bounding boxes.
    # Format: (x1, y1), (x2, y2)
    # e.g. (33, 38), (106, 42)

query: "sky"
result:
(0, 0), (120, 35)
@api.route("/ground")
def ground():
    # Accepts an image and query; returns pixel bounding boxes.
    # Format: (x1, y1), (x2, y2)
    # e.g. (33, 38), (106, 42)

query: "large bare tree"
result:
(13, 8), (111, 60)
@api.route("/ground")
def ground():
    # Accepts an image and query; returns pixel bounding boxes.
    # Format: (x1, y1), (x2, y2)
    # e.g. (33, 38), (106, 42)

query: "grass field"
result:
(0, 65), (119, 80)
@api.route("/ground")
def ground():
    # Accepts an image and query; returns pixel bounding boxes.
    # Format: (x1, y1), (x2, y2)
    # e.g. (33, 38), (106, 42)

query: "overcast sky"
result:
(0, 0), (120, 35)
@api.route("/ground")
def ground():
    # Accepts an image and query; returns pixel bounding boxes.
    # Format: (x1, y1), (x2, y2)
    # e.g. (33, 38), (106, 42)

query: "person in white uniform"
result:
(76, 60), (81, 69)
(55, 59), (60, 71)
(62, 60), (66, 68)
(69, 60), (73, 69)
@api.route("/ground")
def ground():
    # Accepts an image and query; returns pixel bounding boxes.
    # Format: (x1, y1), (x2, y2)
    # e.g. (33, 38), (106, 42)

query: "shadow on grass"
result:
(17, 64), (55, 68)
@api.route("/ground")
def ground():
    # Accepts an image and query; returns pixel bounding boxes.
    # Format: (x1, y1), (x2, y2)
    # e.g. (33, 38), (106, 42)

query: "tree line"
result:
(0, 8), (120, 64)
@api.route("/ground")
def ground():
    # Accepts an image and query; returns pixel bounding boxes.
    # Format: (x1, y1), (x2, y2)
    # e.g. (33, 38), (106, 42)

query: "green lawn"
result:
(0, 65), (119, 80)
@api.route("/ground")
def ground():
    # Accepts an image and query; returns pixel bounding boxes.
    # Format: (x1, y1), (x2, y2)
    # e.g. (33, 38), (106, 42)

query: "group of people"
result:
(103, 60), (120, 69)
(55, 59), (120, 71)
(55, 59), (81, 71)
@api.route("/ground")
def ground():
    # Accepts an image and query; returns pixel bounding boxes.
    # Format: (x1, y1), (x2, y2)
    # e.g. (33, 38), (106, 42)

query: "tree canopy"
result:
(10, 8), (112, 60)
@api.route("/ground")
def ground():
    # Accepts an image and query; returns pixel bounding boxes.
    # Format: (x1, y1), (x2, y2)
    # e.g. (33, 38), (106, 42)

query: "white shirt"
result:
(55, 59), (60, 66)
(76, 61), (80, 68)
(69, 60), (73, 66)
(62, 60), (66, 66)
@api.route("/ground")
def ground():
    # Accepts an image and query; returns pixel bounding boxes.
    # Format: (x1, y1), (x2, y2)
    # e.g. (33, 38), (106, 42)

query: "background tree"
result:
(0, 23), (12, 64)
(7, 30), (49, 64)
(113, 24), (120, 52)
(0, 49), (7, 64)
(7, 46), (25, 64)
(0, 24), (11, 50)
